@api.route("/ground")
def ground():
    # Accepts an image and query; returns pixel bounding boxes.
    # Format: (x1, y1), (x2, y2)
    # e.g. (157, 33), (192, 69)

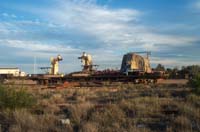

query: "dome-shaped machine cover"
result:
(120, 53), (152, 73)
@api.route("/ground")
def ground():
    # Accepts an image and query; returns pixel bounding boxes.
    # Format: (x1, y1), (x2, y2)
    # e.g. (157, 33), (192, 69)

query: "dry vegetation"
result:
(0, 81), (199, 132)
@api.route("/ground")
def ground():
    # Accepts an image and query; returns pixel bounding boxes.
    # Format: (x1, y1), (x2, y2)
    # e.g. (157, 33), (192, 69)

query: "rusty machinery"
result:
(64, 51), (163, 84)
(30, 52), (164, 85)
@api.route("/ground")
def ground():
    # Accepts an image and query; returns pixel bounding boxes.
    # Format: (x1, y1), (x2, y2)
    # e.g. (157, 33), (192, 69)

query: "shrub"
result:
(189, 74), (200, 95)
(65, 102), (94, 131)
(172, 115), (192, 131)
(79, 122), (98, 132)
(89, 104), (128, 131)
(186, 94), (200, 107)
(9, 109), (70, 132)
(0, 85), (36, 110)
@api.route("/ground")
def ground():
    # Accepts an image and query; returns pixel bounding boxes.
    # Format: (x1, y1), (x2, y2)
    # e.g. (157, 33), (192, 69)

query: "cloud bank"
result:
(0, 0), (199, 73)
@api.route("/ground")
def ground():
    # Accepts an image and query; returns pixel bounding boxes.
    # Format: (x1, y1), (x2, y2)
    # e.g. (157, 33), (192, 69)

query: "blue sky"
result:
(0, 0), (200, 74)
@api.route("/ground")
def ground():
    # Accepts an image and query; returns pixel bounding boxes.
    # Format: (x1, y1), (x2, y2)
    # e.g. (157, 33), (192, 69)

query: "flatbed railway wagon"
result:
(29, 52), (165, 85)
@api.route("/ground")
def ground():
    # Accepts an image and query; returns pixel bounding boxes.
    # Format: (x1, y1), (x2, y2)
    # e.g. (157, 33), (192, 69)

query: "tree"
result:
(189, 73), (200, 95)
(155, 64), (165, 71)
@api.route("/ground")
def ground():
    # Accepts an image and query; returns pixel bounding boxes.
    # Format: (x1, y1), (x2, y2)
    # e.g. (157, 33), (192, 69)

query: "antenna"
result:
(33, 56), (37, 74)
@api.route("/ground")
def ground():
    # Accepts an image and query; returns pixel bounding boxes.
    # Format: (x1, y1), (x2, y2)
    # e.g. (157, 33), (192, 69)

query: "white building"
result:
(0, 68), (26, 77)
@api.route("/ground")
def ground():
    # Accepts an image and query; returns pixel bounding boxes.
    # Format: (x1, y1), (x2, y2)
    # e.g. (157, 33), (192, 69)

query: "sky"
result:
(0, 0), (200, 74)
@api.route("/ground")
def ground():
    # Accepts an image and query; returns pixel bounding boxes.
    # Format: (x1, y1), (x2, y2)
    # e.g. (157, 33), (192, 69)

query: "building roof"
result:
(0, 67), (19, 69)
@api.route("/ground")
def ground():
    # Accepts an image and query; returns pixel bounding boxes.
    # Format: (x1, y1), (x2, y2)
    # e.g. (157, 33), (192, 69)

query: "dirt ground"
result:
(157, 79), (188, 85)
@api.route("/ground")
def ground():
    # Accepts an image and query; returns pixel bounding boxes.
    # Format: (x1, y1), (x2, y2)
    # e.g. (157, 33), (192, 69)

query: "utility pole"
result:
(33, 56), (37, 74)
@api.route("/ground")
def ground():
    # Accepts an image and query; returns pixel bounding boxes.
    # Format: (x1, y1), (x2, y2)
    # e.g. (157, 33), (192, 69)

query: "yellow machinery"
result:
(78, 52), (93, 72)
(50, 55), (63, 75)
(120, 52), (152, 74)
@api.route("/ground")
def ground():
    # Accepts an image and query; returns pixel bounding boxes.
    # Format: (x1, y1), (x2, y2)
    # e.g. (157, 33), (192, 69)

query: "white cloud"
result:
(5, 0), (198, 51)
(0, 22), (25, 35)
(0, 39), (79, 53)
(0, 0), (199, 73)
(2, 13), (9, 17)
(190, 0), (200, 11)
(1, 12), (17, 18)
(34, 0), (197, 51)
(151, 57), (200, 68)
(195, 1), (200, 9)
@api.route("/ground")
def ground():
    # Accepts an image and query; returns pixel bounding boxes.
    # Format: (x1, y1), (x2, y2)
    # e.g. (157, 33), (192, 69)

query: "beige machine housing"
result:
(121, 52), (152, 74)
(78, 52), (93, 72)
(50, 55), (63, 75)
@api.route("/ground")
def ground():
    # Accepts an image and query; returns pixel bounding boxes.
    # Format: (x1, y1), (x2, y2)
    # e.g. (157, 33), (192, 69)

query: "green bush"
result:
(0, 85), (36, 110)
(189, 74), (200, 95)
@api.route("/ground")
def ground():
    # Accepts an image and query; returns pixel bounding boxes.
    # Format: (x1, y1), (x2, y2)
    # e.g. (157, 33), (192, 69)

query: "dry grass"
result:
(9, 109), (70, 132)
(0, 83), (199, 132)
